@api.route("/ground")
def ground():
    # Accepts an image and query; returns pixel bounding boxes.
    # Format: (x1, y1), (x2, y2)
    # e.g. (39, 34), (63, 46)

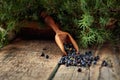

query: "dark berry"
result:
(81, 61), (86, 67)
(45, 55), (49, 59)
(90, 56), (94, 61)
(59, 60), (63, 65)
(88, 51), (92, 55)
(73, 61), (77, 66)
(72, 49), (76, 52)
(101, 60), (108, 67)
(71, 52), (76, 56)
(78, 52), (80, 54)
(93, 61), (97, 65)
(85, 52), (89, 55)
(41, 52), (45, 57)
(77, 59), (81, 63)
(67, 60), (71, 65)
(69, 43), (73, 48)
(58, 61), (62, 65)
(85, 55), (89, 60)
(62, 43), (101, 68)
(87, 63), (91, 67)
(58, 58), (64, 65)
(94, 56), (100, 61)
(77, 68), (82, 72)
(65, 63), (69, 67)
(97, 56), (100, 59)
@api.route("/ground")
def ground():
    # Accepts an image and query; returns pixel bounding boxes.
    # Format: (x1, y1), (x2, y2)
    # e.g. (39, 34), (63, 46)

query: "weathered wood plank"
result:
(53, 65), (75, 80)
(89, 46), (103, 80)
(53, 44), (120, 80)
(71, 67), (89, 80)
(99, 67), (118, 80)
(0, 39), (120, 80)
(53, 49), (90, 80)
(53, 65), (90, 80)
(97, 44), (119, 80)
(108, 45), (120, 80)
(89, 63), (101, 80)
(0, 39), (61, 80)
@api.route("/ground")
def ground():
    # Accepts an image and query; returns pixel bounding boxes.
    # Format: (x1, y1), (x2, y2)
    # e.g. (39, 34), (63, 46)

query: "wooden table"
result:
(0, 38), (61, 80)
(0, 39), (120, 80)
(53, 44), (120, 80)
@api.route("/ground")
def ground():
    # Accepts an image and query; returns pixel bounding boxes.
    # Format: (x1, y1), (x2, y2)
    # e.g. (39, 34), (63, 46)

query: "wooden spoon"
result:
(40, 12), (79, 55)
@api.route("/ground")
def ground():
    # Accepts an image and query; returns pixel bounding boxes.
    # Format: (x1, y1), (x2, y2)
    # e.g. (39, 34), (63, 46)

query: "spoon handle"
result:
(41, 12), (61, 33)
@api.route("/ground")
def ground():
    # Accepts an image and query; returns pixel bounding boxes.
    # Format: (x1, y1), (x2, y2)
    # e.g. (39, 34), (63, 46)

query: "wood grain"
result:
(0, 39), (120, 80)
(53, 43), (120, 80)
(0, 39), (61, 80)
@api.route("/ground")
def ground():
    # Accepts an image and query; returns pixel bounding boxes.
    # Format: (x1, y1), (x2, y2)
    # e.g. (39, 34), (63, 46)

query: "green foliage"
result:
(0, 0), (43, 47)
(78, 14), (94, 30)
(43, 0), (120, 48)
(76, 0), (119, 47)
(0, 0), (120, 48)
(77, 13), (111, 47)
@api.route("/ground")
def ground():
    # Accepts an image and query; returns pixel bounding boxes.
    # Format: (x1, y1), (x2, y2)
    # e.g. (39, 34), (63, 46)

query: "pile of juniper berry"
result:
(58, 43), (108, 69)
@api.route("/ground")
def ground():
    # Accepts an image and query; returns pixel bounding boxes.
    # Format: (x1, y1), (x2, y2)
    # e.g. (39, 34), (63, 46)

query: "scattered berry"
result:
(94, 56), (100, 61)
(59, 43), (111, 72)
(65, 63), (69, 67)
(93, 61), (97, 65)
(77, 68), (82, 72)
(45, 55), (49, 59)
(101, 60), (108, 67)
(41, 52), (45, 57)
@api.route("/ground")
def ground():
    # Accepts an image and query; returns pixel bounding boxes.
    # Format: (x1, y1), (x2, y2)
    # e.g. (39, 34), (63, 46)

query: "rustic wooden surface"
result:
(0, 38), (120, 80)
(0, 38), (62, 80)
(53, 43), (120, 80)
